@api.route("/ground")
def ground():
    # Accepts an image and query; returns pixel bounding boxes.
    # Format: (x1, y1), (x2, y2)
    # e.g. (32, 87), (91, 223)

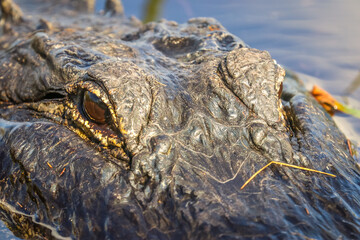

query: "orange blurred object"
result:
(311, 85), (338, 115)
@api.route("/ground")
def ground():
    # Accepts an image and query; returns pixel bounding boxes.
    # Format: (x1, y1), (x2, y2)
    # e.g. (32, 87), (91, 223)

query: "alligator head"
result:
(0, 0), (359, 239)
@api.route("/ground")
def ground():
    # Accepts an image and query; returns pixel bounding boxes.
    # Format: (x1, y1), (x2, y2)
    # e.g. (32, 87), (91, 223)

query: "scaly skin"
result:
(0, 0), (359, 239)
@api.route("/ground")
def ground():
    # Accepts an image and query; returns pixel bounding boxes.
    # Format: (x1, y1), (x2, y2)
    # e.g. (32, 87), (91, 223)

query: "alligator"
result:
(0, 0), (360, 239)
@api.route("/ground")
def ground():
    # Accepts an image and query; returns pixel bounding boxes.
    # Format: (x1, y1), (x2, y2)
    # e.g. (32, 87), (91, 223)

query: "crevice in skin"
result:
(145, 79), (156, 128)
(41, 92), (66, 100)
(281, 93), (306, 155)
(129, 75), (157, 161)
(217, 60), (250, 116)
(280, 98), (319, 171)
(9, 149), (51, 218)
(283, 105), (299, 138)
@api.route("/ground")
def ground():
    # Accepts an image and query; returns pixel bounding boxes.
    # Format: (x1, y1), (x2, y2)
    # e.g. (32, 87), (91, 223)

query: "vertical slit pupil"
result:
(83, 91), (109, 124)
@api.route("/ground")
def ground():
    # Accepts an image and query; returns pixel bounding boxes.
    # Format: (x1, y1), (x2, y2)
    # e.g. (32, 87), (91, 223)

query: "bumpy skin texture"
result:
(1, 1), (360, 239)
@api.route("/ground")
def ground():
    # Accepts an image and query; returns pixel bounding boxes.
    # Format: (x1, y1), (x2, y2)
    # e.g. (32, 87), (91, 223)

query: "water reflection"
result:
(0, 220), (20, 240)
(96, 0), (165, 22)
(142, 0), (164, 23)
(345, 71), (360, 95)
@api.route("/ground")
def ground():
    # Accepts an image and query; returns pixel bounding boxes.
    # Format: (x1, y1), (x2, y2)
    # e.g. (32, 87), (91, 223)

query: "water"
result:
(2, 0), (360, 239)
(0, 220), (20, 240)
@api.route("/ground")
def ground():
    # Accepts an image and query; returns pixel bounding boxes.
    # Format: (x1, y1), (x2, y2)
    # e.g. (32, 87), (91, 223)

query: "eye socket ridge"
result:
(82, 90), (111, 125)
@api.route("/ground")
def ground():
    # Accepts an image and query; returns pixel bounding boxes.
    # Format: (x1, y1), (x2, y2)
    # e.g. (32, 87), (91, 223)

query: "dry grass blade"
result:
(240, 161), (336, 190)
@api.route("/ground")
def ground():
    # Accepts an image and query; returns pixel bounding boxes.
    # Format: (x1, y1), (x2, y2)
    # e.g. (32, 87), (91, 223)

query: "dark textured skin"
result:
(1, 0), (360, 239)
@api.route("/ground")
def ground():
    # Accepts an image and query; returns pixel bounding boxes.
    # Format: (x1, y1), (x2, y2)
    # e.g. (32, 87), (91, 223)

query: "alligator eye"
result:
(82, 90), (110, 124)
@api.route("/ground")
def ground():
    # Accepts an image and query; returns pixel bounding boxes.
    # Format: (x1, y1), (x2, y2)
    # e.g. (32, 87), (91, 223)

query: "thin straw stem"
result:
(240, 161), (336, 190)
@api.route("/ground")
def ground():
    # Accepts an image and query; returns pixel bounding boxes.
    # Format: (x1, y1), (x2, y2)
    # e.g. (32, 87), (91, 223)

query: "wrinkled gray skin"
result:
(1, 0), (360, 239)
